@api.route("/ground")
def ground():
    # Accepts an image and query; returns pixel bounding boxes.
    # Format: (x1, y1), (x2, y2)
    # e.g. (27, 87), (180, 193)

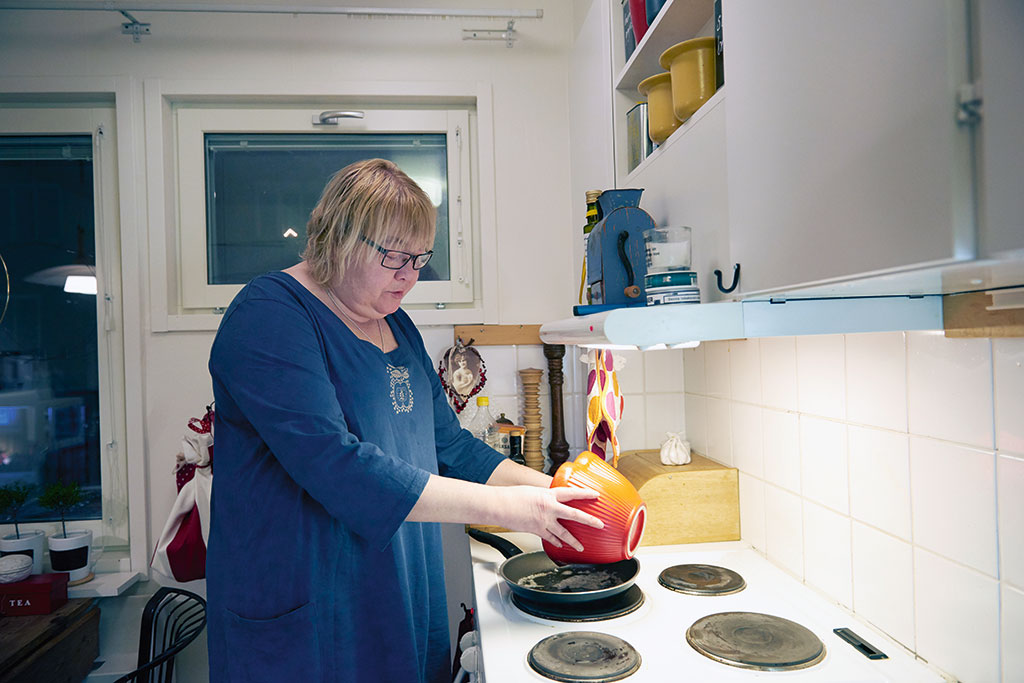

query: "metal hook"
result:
(714, 263), (741, 294)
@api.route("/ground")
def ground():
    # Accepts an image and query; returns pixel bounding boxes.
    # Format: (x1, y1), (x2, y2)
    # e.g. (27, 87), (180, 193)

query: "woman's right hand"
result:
(492, 485), (604, 551)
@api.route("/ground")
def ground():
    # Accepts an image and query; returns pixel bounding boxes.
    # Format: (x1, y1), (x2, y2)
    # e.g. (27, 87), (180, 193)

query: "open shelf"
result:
(616, 0), (716, 93)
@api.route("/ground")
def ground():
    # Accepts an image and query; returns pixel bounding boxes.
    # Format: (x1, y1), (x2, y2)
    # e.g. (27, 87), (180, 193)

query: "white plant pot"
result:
(0, 530), (46, 575)
(48, 529), (93, 583)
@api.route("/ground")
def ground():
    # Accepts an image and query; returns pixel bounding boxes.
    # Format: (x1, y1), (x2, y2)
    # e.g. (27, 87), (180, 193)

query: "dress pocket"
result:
(223, 601), (321, 681)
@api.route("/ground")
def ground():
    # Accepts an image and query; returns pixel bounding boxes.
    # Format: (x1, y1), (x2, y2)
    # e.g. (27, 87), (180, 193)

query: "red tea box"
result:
(0, 573), (69, 616)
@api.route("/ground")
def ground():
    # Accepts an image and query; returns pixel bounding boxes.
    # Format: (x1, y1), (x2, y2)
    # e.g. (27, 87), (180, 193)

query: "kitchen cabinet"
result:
(548, 0), (1023, 348)
(600, 0), (1022, 299)
(724, 0), (979, 296)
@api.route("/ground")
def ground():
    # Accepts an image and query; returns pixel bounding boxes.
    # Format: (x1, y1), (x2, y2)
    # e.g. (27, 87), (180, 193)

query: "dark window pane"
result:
(205, 133), (450, 285)
(0, 135), (102, 523)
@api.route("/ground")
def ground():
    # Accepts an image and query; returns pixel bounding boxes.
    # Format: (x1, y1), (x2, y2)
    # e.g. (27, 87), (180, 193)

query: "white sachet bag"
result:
(660, 432), (691, 465)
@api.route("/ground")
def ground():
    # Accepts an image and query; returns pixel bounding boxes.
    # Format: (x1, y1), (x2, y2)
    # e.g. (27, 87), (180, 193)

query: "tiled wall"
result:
(682, 332), (1024, 683)
(420, 330), (690, 468)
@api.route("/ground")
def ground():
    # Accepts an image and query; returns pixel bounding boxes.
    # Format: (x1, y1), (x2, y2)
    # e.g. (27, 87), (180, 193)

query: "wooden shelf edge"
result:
(943, 292), (1024, 338)
(454, 324), (543, 346)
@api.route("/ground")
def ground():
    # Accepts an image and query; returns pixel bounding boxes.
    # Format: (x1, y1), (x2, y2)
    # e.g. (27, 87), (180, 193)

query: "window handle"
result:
(312, 110), (365, 125)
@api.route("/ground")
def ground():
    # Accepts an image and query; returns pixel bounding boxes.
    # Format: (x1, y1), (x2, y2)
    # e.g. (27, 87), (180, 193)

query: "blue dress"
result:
(206, 272), (504, 682)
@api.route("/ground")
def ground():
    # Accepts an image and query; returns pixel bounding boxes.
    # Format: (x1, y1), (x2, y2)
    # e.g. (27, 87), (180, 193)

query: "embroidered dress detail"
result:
(388, 363), (414, 413)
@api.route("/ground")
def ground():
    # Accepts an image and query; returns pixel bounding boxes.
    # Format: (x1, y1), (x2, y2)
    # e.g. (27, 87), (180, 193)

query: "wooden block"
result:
(616, 450), (740, 546)
(943, 291), (1024, 338)
(454, 325), (542, 346)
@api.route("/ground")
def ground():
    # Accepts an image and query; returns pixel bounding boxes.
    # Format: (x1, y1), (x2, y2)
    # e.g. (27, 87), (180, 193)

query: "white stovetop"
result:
(469, 534), (951, 683)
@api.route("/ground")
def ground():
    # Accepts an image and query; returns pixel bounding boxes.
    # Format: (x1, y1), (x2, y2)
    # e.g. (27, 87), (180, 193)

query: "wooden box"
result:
(0, 573), (69, 616)
(616, 450), (740, 546)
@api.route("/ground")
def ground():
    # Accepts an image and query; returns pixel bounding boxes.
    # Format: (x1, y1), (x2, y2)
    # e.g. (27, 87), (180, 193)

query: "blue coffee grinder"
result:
(585, 188), (655, 309)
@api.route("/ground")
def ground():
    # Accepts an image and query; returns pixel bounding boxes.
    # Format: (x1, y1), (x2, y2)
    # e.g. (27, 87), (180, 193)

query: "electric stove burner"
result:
(512, 585), (644, 622)
(658, 564), (746, 596)
(528, 631), (641, 682)
(686, 611), (826, 671)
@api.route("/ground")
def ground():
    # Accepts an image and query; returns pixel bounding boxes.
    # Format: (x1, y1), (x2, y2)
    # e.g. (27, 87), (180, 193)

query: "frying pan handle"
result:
(466, 527), (524, 559)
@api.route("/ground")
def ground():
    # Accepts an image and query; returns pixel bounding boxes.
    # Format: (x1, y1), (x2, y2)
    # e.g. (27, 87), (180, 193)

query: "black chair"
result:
(114, 586), (207, 683)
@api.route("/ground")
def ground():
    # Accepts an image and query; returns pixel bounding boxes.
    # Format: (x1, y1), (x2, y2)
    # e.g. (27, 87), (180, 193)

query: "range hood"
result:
(539, 296), (944, 349)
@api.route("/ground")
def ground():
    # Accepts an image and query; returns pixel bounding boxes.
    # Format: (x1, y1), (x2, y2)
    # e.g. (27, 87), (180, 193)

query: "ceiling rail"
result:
(0, 2), (544, 19)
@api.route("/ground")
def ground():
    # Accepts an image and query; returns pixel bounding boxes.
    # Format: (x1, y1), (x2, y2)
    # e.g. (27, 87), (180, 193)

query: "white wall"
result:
(682, 333), (1024, 683)
(0, 3), (578, 680)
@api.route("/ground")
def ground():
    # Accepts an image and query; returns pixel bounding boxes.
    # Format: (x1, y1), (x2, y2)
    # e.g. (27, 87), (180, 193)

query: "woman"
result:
(206, 158), (601, 682)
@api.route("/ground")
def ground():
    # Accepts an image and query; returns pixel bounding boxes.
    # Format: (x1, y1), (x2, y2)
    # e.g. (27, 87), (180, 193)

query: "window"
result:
(175, 106), (473, 311)
(0, 108), (128, 552)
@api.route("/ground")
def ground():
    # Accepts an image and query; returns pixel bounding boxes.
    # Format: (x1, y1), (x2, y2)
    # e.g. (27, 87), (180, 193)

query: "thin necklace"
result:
(324, 286), (384, 350)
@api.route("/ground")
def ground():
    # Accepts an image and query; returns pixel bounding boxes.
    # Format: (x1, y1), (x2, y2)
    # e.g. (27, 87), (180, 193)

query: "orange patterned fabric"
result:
(585, 349), (624, 467)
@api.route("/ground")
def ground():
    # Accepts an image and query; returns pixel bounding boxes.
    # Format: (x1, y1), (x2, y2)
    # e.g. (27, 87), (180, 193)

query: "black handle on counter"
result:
(833, 628), (888, 660)
(466, 528), (524, 559)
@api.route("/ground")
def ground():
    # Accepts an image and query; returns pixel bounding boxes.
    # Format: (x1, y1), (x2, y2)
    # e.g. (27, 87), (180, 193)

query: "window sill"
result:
(69, 571), (143, 599)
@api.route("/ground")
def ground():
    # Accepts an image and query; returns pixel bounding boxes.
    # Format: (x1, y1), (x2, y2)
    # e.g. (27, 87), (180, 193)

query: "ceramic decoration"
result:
(585, 349), (624, 467)
(543, 451), (647, 565)
(0, 553), (33, 584)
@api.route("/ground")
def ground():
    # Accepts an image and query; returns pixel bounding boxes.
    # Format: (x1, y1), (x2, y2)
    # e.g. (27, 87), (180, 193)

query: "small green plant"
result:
(39, 481), (82, 538)
(0, 482), (33, 539)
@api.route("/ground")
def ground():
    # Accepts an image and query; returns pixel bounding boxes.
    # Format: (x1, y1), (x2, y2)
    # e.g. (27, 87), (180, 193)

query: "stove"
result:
(469, 535), (951, 682)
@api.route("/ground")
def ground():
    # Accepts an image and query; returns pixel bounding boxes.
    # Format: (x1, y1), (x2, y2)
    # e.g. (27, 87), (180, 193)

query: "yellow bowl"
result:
(659, 36), (717, 122)
(637, 72), (679, 145)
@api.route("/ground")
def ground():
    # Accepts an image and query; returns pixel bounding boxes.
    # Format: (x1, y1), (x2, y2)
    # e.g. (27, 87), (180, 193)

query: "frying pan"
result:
(467, 528), (640, 605)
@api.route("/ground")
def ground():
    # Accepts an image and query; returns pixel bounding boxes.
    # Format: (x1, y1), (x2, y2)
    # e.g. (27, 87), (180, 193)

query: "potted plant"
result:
(0, 482), (46, 575)
(39, 481), (93, 585)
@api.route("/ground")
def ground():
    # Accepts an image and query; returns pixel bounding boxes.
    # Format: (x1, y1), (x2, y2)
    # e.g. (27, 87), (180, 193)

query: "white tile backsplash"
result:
(851, 522), (916, 650)
(796, 334), (846, 420)
(910, 436), (998, 577)
(914, 548), (1000, 683)
(845, 331), (908, 432)
(848, 426), (912, 541)
(998, 453), (1024, 589)
(764, 484), (804, 579)
(706, 397), (732, 465)
(761, 409), (801, 493)
(643, 349), (684, 394)
(482, 345), (518, 397)
(581, 324), (1017, 682)
(799, 416), (849, 514)
(1004, 584), (1024, 683)
(994, 338), (1024, 456)
(642, 392), (685, 451)
(738, 472), (766, 552)
(728, 338), (762, 404)
(683, 393), (707, 455)
(759, 336), (799, 411)
(730, 402), (764, 478)
(682, 345), (706, 395)
(704, 340), (731, 399)
(802, 501), (852, 608)
(907, 331), (994, 448)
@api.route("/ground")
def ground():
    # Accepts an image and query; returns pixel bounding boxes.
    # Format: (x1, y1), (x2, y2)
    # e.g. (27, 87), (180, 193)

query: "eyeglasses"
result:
(360, 236), (434, 271)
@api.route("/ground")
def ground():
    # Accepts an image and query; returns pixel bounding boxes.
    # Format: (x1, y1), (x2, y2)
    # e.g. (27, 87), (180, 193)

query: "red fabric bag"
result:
(151, 407), (213, 582)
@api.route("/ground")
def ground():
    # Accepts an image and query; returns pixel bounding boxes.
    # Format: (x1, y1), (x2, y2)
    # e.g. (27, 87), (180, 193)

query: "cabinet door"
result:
(724, 0), (973, 296)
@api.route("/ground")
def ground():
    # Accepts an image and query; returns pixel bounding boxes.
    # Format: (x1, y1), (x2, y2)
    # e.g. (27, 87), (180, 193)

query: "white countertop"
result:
(468, 533), (952, 682)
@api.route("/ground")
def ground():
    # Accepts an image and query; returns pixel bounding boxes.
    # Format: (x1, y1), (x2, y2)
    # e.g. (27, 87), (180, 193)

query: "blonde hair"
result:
(303, 158), (436, 286)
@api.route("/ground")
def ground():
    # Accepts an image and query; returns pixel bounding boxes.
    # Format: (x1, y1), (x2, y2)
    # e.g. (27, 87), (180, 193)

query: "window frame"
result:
(146, 79), (500, 331)
(0, 105), (130, 559)
(175, 106), (474, 310)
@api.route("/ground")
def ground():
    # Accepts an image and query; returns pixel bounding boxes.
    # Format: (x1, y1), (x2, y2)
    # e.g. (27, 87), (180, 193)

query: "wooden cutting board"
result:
(616, 449), (740, 546)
